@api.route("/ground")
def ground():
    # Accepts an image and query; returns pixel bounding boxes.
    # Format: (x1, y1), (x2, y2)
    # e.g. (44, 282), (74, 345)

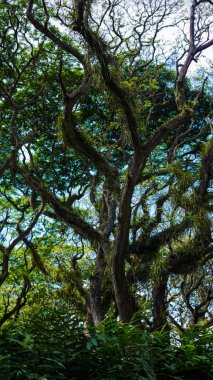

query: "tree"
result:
(0, 0), (212, 329)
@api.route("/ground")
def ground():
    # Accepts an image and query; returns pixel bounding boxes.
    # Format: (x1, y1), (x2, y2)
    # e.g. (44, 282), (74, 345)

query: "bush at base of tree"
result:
(0, 308), (212, 380)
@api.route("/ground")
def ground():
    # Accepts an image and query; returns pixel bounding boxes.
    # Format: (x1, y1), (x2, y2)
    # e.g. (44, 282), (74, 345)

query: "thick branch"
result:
(130, 220), (192, 260)
(26, 0), (84, 63)
(176, 0), (213, 107)
(198, 140), (213, 198)
(0, 277), (31, 327)
(73, 0), (142, 155)
(19, 167), (104, 243)
(63, 96), (120, 192)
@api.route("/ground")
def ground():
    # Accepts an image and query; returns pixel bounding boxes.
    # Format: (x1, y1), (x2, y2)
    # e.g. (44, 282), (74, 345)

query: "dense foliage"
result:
(0, 0), (212, 378)
(0, 310), (212, 379)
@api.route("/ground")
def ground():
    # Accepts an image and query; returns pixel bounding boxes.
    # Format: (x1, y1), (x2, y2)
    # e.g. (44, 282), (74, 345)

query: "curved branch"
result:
(198, 139), (213, 198)
(26, 0), (84, 63)
(19, 167), (104, 244)
(73, 0), (142, 155)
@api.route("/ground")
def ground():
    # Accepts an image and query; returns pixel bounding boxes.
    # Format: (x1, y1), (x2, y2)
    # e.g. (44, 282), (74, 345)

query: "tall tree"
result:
(0, 0), (212, 328)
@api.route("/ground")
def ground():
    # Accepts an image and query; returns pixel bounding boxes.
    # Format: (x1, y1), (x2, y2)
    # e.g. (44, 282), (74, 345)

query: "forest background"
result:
(0, 0), (212, 379)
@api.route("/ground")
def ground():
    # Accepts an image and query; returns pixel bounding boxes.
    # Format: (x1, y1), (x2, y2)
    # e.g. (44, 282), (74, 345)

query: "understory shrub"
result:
(0, 309), (212, 380)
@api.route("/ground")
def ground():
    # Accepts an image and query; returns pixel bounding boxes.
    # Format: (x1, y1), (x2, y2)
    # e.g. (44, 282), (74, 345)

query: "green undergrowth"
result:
(0, 308), (212, 380)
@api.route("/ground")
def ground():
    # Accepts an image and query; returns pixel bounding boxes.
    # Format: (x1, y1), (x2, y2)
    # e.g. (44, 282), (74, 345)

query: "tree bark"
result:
(112, 160), (139, 322)
(152, 279), (168, 330)
(89, 246), (107, 324)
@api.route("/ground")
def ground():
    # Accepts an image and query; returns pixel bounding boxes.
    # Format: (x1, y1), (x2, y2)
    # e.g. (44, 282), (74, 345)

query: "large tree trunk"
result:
(152, 279), (168, 330)
(112, 253), (137, 322)
(111, 161), (139, 323)
(88, 245), (109, 324)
